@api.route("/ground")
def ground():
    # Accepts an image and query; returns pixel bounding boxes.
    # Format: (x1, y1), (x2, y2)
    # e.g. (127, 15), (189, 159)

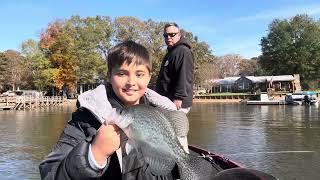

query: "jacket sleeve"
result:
(39, 108), (108, 180)
(173, 46), (194, 100)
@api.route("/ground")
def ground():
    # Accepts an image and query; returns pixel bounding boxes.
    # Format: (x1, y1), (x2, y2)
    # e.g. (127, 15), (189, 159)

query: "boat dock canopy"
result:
(302, 91), (317, 95)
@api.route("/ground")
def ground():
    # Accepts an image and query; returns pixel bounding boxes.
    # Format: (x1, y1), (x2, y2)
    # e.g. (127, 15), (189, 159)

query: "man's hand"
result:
(173, 99), (182, 110)
(91, 123), (121, 166)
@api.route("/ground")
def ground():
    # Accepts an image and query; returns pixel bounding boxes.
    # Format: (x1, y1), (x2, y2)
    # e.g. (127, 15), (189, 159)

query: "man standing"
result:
(156, 23), (194, 114)
(156, 23), (193, 153)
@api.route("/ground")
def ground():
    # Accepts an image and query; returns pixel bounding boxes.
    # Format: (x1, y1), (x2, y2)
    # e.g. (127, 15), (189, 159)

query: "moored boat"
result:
(284, 93), (304, 105)
(285, 91), (318, 106)
(302, 91), (319, 106)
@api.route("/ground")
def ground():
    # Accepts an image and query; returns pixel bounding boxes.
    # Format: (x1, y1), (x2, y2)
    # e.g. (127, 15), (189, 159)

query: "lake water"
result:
(0, 103), (320, 180)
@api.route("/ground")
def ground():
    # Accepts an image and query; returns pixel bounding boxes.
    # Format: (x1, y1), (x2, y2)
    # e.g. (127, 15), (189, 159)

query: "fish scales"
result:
(119, 105), (217, 180)
(121, 105), (186, 160)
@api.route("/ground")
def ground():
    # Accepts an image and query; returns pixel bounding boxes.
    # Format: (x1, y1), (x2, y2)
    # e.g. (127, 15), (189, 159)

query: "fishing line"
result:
(226, 150), (316, 156)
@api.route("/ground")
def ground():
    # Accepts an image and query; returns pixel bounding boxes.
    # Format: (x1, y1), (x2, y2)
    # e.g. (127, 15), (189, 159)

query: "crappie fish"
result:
(118, 104), (217, 180)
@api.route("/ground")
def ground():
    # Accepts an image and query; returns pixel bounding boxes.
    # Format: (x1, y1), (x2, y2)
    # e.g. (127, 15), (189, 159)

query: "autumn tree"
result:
(40, 16), (112, 95)
(45, 26), (78, 94)
(40, 20), (63, 49)
(40, 20), (67, 93)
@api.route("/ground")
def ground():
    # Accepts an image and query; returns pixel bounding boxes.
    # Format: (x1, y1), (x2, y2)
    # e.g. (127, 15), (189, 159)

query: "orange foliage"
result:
(52, 66), (77, 91)
(40, 20), (64, 49)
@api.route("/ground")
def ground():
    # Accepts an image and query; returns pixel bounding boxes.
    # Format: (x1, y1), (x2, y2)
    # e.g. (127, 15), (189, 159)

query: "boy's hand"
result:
(91, 124), (121, 166)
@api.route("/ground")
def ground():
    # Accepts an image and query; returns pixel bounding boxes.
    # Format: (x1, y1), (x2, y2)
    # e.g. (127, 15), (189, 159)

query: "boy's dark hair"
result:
(107, 40), (151, 77)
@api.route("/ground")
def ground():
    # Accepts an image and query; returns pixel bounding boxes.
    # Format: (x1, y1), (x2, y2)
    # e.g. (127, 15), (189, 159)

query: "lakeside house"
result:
(210, 74), (301, 93)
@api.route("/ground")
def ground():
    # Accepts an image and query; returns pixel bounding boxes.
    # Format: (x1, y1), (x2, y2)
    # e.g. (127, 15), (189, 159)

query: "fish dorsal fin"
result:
(156, 108), (189, 137)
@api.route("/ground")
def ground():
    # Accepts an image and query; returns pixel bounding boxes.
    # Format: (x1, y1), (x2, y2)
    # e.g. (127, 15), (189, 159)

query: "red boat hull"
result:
(188, 145), (242, 170)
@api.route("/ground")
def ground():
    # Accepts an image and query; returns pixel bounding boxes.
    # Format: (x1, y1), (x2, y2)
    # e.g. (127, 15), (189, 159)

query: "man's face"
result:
(163, 26), (181, 47)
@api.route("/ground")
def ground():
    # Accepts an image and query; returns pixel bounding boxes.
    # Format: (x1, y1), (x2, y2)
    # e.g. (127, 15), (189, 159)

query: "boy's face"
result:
(110, 59), (151, 106)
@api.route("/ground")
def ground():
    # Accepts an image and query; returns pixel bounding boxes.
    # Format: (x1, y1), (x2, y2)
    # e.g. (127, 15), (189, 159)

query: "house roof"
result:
(264, 75), (295, 81)
(212, 77), (240, 84)
(212, 75), (295, 85)
(243, 76), (265, 83)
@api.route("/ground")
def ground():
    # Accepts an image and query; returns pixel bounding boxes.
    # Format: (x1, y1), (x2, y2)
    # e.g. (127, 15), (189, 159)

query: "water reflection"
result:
(0, 103), (320, 179)
(0, 106), (75, 180)
(188, 103), (320, 179)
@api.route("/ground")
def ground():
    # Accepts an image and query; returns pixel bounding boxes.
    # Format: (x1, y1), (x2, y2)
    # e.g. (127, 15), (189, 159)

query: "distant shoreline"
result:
(63, 99), (77, 107)
(63, 98), (243, 106)
(193, 99), (242, 103)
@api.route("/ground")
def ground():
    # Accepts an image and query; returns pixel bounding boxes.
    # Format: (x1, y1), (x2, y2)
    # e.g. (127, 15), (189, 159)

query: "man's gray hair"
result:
(164, 23), (179, 30)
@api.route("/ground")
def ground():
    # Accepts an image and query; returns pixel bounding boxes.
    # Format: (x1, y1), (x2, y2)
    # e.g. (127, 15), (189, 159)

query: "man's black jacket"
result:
(156, 37), (194, 108)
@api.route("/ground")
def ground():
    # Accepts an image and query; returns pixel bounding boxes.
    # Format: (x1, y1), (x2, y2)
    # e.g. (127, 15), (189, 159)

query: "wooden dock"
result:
(0, 96), (64, 110)
(246, 100), (286, 105)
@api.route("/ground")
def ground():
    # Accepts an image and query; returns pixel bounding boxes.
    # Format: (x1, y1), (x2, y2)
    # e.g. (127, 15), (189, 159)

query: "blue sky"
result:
(1, 0), (320, 58)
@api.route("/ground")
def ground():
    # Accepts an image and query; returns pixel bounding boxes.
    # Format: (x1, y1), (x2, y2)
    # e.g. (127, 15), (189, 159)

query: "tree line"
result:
(0, 14), (319, 95)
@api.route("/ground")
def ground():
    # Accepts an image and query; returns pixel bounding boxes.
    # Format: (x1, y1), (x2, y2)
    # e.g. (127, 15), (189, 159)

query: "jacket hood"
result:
(168, 37), (191, 51)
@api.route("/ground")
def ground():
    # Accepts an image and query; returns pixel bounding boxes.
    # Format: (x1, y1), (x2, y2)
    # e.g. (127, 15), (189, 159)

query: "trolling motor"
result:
(304, 94), (311, 105)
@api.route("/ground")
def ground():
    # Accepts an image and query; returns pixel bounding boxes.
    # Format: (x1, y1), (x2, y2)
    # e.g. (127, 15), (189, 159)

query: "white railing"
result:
(0, 96), (64, 110)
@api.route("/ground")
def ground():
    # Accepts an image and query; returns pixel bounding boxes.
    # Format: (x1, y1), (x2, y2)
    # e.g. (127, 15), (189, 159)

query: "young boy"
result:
(39, 40), (182, 179)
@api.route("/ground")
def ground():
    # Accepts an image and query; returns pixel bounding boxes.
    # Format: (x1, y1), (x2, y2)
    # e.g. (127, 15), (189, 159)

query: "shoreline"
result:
(193, 99), (243, 103)
(63, 99), (77, 106)
(63, 98), (243, 106)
